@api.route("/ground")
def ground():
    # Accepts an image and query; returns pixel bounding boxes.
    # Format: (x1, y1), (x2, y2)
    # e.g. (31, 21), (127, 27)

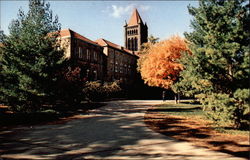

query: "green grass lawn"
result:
(154, 101), (249, 135)
(156, 102), (204, 117)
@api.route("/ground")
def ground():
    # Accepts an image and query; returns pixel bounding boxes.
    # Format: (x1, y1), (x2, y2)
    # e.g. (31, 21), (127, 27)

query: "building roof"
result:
(60, 29), (101, 47)
(95, 38), (135, 56)
(128, 8), (143, 26)
(95, 38), (120, 49)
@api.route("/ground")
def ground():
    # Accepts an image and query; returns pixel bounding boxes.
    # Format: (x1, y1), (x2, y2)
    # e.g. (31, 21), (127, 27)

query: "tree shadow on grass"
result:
(144, 107), (250, 159)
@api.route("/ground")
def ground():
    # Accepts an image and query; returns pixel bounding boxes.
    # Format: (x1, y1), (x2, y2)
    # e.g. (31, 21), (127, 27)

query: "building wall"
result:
(60, 32), (137, 84)
(104, 46), (138, 84)
(72, 39), (105, 80)
(60, 37), (71, 59)
(65, 37), (106, 81)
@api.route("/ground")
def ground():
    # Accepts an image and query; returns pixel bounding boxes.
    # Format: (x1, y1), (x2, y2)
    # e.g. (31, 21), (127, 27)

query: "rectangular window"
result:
(86, 69), (90, 78)
(87, 49), (90, 60)
(75, 47), (78, 57)
(94, 51), (97, 60)
(115, 66), (118, 72)
(93, 70), (97, 80)
(79, 47), (83, 58)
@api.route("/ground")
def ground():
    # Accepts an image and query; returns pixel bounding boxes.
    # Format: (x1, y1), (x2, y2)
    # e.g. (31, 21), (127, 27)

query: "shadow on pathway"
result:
(0, 100), (246, 160)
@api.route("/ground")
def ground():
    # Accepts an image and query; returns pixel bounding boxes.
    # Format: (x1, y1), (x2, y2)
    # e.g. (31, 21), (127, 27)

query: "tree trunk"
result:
(174, 93), (180, 104)
(177, 92), (180, 104)
(175, 94), (177, 104)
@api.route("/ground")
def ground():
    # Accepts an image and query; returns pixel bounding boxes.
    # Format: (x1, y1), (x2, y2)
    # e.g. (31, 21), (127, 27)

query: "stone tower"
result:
(124, 8), (148, 52)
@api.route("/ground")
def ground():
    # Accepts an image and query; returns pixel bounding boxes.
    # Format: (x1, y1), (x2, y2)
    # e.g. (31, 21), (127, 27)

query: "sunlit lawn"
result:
(155, 101), (248, 135)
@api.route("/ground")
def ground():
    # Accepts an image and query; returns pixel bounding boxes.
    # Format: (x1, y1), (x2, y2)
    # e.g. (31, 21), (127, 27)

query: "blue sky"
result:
(1, 1), (198, 46)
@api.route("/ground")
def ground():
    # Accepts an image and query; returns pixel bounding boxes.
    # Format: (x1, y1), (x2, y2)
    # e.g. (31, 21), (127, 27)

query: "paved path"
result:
(0, 100), (245, 160)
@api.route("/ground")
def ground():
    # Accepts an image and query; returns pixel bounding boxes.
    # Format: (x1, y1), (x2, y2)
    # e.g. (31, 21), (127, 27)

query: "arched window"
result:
(131, 38), (134, 51)
(128, 38), (131, 50)
(135, 30), (138, 35)
(135, 37), (138, 51)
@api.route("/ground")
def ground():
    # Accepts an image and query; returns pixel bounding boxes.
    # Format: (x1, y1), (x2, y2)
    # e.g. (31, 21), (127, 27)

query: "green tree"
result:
(0, 0), (65, 112)
(174, 0), (250, 128)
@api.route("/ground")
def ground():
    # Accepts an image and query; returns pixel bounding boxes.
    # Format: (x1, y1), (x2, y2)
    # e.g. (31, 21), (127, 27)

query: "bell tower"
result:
(124, 8), (148, 52)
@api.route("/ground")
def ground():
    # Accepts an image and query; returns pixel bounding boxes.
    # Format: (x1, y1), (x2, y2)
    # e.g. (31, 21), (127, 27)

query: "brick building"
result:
(59, 29), (106, 81)
(59, 8), (147, 83)
(95, 38), (138, 84)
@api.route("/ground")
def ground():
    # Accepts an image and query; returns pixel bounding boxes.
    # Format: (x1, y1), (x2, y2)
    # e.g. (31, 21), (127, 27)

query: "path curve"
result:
(0, 100), (245, 160)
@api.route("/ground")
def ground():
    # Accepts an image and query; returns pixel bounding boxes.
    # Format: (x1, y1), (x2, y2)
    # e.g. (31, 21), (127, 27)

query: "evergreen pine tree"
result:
(174, 0), (250, 128)
(0, 0), (65, 112)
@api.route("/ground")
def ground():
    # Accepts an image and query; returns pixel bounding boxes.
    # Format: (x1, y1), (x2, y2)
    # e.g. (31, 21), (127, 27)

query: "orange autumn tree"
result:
(140, 35), (190, 97)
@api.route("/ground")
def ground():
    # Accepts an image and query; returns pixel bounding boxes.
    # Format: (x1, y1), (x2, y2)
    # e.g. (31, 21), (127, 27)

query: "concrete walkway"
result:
(0, 100), (245, 160)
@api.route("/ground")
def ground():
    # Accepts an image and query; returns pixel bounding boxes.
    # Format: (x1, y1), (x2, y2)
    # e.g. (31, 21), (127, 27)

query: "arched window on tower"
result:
(131, 38), (134, 51)
(135, 37), (138, 51)
(128, 38), (131, 50)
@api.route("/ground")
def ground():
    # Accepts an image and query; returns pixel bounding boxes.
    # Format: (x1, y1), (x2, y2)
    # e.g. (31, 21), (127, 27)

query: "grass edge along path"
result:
(0, 102), (106, 129)
(144, 102), (249, 159)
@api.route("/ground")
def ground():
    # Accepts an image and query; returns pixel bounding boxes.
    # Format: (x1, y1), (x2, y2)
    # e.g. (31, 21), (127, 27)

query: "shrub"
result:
(83, 81), (121, 102)
(203, 89), (249, 128)
(55, 66), (85, 106)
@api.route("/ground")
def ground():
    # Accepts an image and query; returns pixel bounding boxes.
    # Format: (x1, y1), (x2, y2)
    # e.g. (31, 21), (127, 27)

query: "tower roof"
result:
(128, 8), (143, 26)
